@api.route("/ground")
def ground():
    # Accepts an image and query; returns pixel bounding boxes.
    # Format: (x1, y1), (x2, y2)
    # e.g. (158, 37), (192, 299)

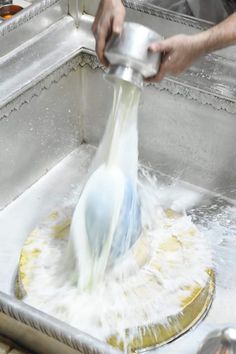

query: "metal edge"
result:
(123, 0), (213, 30)
(0, 0), (235, 118)
(0, 0), (65, 37)
(7, 212), (122, 354)
(15, 210), (215, 354)
(0, 0), (64, 37)
(143, 270), (215, 352)
(16, 214), (72, 298)
(0, 51), (96, 121)
(0, 0), (69, 59)
(0, 291), (122, 354)
(69, 0), (84, 27)
(1, 50), (235, 125)
(107, 271), (215, 352)
(0, 312), (83, 354)
(149, 77), (236, 113)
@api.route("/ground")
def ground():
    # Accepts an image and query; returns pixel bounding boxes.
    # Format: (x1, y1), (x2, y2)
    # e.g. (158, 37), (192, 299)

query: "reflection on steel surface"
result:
(105, 22), (162, 88)
(198, 328), (236, 354)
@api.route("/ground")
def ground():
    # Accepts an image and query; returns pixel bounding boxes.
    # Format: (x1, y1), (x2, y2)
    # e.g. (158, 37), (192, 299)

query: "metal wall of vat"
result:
(1, 0), (235, 209)
(0, 68), (82, 209)
(84, 0), (236, 60)
(0, 0), (68, 57)
(0, 0), (235, 353)
(1, 51), (235, 208)
(81, 63), (236, 200)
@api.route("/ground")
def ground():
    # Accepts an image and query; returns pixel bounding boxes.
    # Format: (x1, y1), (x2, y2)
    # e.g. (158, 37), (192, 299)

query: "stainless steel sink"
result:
(0, 1), (235, 353)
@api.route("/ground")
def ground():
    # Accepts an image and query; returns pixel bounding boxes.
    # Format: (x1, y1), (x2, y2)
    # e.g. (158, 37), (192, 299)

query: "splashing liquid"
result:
(23, 167), (213, 351)
(21, 81), (215, 352)
(68, 80), (142, 291)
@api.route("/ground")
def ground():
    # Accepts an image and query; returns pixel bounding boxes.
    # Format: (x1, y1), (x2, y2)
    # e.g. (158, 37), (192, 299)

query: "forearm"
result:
(147, 12), (236, 82)
(196, 12), (236, 54)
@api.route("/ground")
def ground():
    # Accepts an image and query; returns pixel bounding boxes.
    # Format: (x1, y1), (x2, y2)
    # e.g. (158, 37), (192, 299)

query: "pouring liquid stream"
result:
(21, 82), (216, 350)
(68, 79), (142, 292)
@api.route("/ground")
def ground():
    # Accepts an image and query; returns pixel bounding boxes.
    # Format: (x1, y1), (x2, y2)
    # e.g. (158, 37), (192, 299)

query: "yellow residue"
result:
(49, 211), (59, 220)
(180, 284), (203, 307)
(149, 259), (162, 271)
(132, 235), (150, 267)
(25, 229), (39, 245)
(31, 248), (42, 256)
(52, 220), (70, 239)
(165, 208), (180, 219)
(159, 236), (182, 252)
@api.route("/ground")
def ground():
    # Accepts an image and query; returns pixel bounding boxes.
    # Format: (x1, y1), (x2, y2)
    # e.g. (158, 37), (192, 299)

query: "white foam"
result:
(24, 168), (213, 347)
(22, 80), (214, 349)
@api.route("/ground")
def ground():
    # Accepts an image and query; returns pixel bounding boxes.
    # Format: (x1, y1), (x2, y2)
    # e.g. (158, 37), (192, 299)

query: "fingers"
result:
(112, 7), (125, 34)
(92, 2), (102, 35)
(91, 20), (97, 36)
(149, 40), (172, 53)
(92, 15), (124, 66)
(145, 63), (167, 83)
(95, 10), (125, 66)
(145, 53), (171, 82)
(146, 34), (197, 82)
(147, 40), (173, 82)
(92, 0), (125, 66)
(96, 27), (109, 66)
(154, 66), (167, 82)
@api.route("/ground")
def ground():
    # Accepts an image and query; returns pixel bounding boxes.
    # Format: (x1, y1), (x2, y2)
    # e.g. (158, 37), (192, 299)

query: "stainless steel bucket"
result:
(104, 22), (163, 88)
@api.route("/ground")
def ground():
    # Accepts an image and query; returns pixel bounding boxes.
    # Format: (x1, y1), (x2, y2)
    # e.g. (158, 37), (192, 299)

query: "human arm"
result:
(147, 12), (236, 82)
(92, 0), (126, 66)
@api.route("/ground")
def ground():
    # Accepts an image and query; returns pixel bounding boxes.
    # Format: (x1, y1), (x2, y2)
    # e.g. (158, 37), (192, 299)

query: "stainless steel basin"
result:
(0, 1), (235, 353)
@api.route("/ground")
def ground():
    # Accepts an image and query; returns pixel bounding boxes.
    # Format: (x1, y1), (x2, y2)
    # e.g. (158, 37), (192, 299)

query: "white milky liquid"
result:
(23, 80), (214, 352)
(24, 168), (213, 350)
(68, 80), (142, 291)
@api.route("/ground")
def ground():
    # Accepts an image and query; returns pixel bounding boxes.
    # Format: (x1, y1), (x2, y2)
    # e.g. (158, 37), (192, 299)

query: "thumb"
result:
(149, 40), (171, 53)
(112, 13), (125, 35)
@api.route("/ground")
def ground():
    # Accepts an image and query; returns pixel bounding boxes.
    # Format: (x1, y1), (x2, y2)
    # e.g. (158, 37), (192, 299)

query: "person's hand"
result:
(92, 0), (126, 66)
(146, 34), (205, 82)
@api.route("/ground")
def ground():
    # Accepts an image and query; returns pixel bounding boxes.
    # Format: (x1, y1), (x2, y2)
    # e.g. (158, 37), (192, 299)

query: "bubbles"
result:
(23, 166), (213, 350)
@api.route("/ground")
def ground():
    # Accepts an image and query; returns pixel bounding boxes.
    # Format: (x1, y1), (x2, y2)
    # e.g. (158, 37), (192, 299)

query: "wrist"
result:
(192, 32), (211, 56)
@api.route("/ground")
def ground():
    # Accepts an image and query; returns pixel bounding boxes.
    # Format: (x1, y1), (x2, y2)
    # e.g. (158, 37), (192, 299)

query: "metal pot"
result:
(104, 22), (163, 88)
